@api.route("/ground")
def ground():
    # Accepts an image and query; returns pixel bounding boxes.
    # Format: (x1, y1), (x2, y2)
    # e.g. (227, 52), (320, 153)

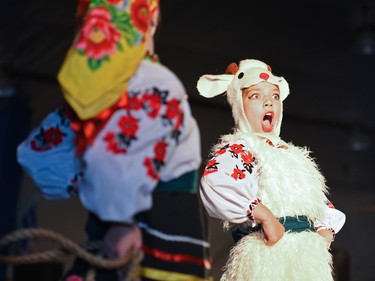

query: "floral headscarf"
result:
(58, 0), (159, 120)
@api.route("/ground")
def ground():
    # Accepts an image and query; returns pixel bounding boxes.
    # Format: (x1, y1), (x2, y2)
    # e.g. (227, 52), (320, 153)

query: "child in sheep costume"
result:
(197, 59), (346, 281)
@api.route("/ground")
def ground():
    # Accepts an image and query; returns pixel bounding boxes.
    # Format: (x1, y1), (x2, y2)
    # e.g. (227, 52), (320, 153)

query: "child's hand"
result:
(261, 217), (285, 246)
(317, 228), (334, 248)
(252, 203), (285, 246)
(103, 223), (142, 259)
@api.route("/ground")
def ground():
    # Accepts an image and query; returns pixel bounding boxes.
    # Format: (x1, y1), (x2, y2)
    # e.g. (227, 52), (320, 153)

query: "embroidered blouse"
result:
(17, 59), (201, 224)
(200, 137), (345, 234)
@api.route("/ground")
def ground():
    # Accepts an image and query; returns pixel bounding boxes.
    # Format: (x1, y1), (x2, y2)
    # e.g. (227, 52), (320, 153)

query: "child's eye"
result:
(272, 93), (280, 100)
(250, 93), (260, 99)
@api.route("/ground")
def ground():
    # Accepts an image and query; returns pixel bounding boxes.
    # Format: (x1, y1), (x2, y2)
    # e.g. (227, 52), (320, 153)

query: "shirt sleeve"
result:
(200, 139), (260, 224)
(17, 106), (82, 200)
(314, 199), (346, 234)
(79, 61), (201, 224)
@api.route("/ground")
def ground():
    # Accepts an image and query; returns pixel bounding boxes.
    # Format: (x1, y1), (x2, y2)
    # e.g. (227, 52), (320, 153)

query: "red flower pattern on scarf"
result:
(130, 0), (150, 34)
(76, 0), (91, 24)
(106, 0), (122, 5)
(76, 7), (121, 60)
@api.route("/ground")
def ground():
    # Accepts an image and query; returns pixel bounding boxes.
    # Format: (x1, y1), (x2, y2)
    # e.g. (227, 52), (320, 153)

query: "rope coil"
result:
(0, 228), (139, 269)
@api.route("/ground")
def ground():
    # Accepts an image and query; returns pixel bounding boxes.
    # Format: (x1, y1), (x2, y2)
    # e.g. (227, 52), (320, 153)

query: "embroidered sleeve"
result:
(200, 139), (260, 224)
(17, 106), (82, 199)
(79, 61), (201, 223)
(247, 198), (262, 221)
(314, 198), (346, 237)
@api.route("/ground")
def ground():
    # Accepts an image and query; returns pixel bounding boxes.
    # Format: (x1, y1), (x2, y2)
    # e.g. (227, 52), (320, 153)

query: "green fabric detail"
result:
(278, 216), (315, 233)
(231, 215), (315, 242)
(154, 170), (198, 193)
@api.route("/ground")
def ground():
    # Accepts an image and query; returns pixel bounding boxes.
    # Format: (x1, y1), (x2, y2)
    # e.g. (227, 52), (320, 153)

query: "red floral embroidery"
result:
(125, 96), (143, 111)
(229, 144), (243, 154)
(30, 140), (50, 151)
(118, 115), (139, 137)
(241, 151), (253, 165)
(76, 7), (121, 60)
(30, 126), (66, 152)
(247, 198), (262, 220)
(67, 172), (84, 196)
(216, 147), (227, 155)
(103, 131), (127, 154)
(43, 127), (64, 146)
(325, 200), (335, 209)
(203, 159), (219, 176)
(154, 140), (167, 162)
(174, 111), (183, 131)
(165, 99), (181, 119)
(130, 0), (150, 34)
(142, 93), (162, 118)
(231, 166), (246, 180)
(143, 139), (168, 180)
(144, 157), (159, 180)
(68, 93), (129, 156)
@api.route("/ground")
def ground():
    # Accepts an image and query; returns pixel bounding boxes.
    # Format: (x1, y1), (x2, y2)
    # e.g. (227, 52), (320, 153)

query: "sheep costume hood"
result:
(197, 59), (290, 143)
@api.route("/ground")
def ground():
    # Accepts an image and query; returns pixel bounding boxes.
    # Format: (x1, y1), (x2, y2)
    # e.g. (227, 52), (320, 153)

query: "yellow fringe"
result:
(140, 266), (213, 281)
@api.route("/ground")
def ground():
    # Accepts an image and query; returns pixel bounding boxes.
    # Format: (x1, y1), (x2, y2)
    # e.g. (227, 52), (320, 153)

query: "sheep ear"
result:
(196, 74), (233, 98)
(225, 62), (239, 74)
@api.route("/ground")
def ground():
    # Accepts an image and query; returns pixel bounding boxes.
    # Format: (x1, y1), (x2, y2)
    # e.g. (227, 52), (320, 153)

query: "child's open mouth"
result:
(262, 112), (274, 132)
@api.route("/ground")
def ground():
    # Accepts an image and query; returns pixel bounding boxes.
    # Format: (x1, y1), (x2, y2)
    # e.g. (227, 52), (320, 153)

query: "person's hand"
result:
(252, 203), (285, 246)
(103, 223), (142, 259)
(317, 228), (334, 248)
(261, 216), (285, 246)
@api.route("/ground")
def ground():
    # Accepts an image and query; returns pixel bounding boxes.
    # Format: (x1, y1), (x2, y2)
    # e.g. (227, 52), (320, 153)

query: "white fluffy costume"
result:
(197, 59), (346, 281)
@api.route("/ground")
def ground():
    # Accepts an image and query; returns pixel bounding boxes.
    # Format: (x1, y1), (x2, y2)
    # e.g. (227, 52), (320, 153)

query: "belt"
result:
(231, 216), (315, 243)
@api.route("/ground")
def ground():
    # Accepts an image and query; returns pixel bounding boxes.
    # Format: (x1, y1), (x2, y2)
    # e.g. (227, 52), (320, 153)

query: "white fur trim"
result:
(221, 231), (333, 281)
(208, 133), (329, 220)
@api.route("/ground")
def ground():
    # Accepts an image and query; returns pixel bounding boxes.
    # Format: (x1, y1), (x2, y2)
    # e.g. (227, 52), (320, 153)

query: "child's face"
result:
(242, 82), (281, 135)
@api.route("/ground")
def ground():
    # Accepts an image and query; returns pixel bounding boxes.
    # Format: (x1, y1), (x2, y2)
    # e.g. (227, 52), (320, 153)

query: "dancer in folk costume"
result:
(197, 59), (345, 281)
(17, 0), (211, 280)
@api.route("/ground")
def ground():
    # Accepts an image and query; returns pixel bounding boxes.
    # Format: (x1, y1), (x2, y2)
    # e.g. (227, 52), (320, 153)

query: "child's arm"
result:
(252, 203), (285, 246)
(200, 139), (261, 224)
(17, 105), (82, 200)
(314, 199), (346, 246)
